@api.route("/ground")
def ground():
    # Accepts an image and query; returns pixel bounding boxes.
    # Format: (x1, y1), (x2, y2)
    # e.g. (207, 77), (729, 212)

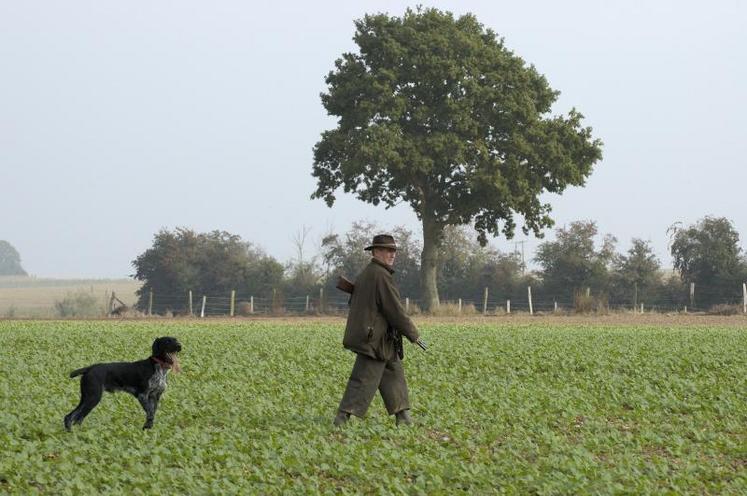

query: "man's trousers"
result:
(338, 352), (410, 417)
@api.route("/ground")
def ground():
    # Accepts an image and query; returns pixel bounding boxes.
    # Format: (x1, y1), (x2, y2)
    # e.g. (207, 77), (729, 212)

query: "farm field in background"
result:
(0, 277), (141, 317)
(0, 320), (745, 494)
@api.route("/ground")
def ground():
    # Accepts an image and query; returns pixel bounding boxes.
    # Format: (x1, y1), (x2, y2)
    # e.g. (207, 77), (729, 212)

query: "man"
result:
(334, 234), (422, 426)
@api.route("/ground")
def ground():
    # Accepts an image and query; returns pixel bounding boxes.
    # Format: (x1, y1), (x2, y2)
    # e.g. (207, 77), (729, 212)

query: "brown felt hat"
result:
(364, 234), (397, 251)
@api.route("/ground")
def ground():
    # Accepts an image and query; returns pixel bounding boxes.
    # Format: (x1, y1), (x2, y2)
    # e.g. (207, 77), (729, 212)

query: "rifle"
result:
(336, 276), (355, 295)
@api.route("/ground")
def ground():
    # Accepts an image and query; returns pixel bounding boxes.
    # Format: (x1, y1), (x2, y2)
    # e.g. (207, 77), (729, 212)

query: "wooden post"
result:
(633, 282), (638, 312)
(405, 297), (410, 313)
(230, 290), (236, 317)
(640, 302), (644, 313)
(743, 283), (746, 314)
(109, 292), (116, 314)
(148, 289), (153, 316)
(684, 305), (687, 313)
(690, 282), (695, 309)
(200, 296), (206, 318)
(506, 299), (511, 314)
(554, 301), (558, 313)
(305, 295), (310, 312)
(319, 288), (324, 313)
(528, 286), (533, 315)
(482, 287), (488, 315)
(250, 296), (254, 314)
(585, 287), (590, 297)
(458, 298), (462, 314)
(188, 290), (193, 316)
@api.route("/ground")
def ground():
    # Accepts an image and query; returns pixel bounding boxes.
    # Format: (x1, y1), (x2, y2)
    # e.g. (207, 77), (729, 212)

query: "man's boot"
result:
(395, 409), (412, 426)
(333, 410), (350, 426)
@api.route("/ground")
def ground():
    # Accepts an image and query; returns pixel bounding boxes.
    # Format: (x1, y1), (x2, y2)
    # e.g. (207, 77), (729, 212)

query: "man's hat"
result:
(364, 234), (397, 251)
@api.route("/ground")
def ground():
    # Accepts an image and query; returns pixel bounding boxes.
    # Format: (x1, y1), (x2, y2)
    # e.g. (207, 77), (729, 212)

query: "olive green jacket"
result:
(343, 258), (419, 361)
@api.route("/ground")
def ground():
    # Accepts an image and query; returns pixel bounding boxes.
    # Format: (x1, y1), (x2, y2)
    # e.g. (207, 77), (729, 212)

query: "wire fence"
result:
(127, 282), (747, 317)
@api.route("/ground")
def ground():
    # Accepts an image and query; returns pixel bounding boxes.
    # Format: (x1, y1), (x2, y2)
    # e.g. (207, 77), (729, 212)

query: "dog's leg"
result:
(65, 375), (94, 431)
(147, 392), (163, 429)
(137, 393), (160, 429)
(72, 376), (103, 426)
(65, 392), (85, 431)
(64, 406), (80, 431)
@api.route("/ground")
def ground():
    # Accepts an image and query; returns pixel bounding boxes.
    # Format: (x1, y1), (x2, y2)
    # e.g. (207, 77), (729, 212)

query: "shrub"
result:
(707, 304), (741, 316)
(573, 291), (609, 314)
(55, 291), (102, 318)
(429, 301), (478, 317)
(404, 302), (421, 316)
(237, 301), (253, 316)
(3, 305), (16, 318)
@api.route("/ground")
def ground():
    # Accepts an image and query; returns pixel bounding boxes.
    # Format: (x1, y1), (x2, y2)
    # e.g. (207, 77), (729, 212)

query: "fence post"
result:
(458, 298), (462, 314)
(633, 282), (638, 312)
(250, 296), (254, 314)
(230, 290), (236, 317)
(554, 301), (558, 313)
(305, 295), (310, 312)
(483, 287), (488, 315)
(319, 288), (324, 313)
(188, 290), (193, 316)
(405, 297), (410, 313)
(586, 287), (590, 297)
(684, 305), (687, 314)
(743, 283), (746, 314)
(148, 289), (153, 316)
(528, 286), (533, 315)
(690, 282), (695, 309)
(507, 299), (510, 314)
(640, 302), (644, 314)
(200, 296), (206, 318)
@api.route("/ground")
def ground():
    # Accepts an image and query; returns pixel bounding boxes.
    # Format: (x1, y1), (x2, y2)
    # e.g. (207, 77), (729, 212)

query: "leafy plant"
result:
(0, 320), (744, 494)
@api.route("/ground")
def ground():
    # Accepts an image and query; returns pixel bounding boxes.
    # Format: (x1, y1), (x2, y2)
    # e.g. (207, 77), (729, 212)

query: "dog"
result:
(64, 336), (182, 431)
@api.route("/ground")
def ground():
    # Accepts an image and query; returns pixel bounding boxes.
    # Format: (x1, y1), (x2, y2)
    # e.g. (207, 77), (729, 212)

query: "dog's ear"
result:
(152, 337), (166, 356)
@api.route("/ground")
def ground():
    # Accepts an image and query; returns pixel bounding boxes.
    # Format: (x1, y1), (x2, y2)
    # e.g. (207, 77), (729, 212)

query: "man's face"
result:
(372, 247), (397, 267)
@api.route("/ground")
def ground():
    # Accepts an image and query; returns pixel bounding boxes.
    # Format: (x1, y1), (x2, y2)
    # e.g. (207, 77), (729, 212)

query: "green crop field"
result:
(0, 319), (745, 494)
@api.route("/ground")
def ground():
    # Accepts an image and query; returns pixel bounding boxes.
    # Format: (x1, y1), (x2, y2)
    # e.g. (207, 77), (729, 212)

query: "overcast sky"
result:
(1, 1), (745, 278)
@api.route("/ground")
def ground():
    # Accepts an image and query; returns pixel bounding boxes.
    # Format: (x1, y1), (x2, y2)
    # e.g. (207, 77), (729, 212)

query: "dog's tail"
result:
(69, 366), (92, 378)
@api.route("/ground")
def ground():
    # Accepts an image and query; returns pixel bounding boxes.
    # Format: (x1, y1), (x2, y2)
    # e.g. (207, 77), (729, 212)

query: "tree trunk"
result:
(420, 212), (441, 312)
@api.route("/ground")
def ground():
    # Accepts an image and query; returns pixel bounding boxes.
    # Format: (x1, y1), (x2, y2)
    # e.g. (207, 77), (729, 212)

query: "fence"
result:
(120, 282), (747, 317)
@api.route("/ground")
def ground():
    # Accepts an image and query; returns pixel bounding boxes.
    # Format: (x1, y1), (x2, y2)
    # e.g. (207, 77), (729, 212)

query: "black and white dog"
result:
(64, 336), (182, 431)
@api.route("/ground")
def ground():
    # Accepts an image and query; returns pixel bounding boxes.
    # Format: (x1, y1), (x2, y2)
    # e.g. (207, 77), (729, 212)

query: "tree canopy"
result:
(0, 240), (27, 276)
(534, 221), (616, 297)
(312, 7), (603, 310)
(670, 216), (747, 305)
(131, 228), (284, 312)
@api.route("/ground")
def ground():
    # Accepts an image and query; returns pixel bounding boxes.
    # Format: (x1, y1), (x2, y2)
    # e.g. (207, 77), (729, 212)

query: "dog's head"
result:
(151, 336), (182, 372)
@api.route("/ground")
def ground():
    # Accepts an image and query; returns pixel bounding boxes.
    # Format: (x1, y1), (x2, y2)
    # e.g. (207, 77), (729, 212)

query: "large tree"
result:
(611, 238), (661, 304)
(670, 216), (747, 306)
(312, 8), (603, 310)
(0, 240), (27, 276)
(132, 228), (284, 312)
(534, 221), (616, 297)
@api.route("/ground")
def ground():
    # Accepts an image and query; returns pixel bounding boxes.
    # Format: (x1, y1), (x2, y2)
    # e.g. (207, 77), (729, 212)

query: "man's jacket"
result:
(343, 258), (419, 361)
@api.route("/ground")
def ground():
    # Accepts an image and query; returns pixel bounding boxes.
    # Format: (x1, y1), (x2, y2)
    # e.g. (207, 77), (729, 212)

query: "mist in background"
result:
(2, 0), (745, 278)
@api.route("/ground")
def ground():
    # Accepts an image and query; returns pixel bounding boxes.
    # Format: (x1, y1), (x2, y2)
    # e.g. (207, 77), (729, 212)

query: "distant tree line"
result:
(131, 215), (747, 313)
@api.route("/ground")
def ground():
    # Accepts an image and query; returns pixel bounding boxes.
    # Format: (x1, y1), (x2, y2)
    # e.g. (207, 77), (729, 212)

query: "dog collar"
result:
(150, 356), (172, 369)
